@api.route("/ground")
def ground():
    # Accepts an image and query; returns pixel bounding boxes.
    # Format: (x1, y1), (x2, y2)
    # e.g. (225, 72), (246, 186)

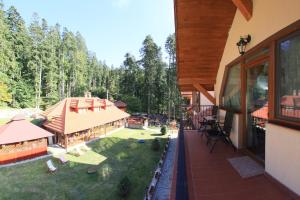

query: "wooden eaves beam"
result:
(193, 83), (216, 105)
(178, 78), (215, 85)
(232, 0), (253, 21)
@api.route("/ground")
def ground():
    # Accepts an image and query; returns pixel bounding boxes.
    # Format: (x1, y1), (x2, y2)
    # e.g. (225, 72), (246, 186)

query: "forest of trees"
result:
(0, 3), (181, 116)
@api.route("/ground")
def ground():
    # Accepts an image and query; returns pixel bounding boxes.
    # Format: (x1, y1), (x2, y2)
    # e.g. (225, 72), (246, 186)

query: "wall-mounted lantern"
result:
(236, 35), (251, 55)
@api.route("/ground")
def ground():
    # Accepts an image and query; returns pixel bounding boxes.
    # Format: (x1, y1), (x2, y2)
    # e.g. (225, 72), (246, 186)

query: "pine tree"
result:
(0, 82), (12, 107)
(165, 33), (181, 119)
(28, 13), (45, 109)
(5, 6), (32, 107)
(120, 53), (141, 96)
(140, 35), (162, 114)
(0, 3), (17, 107)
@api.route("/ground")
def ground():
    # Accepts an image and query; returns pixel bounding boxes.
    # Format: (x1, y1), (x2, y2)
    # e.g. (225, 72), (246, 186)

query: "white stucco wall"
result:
(214, 0), (300, 195)
(200, 91), (215, 106)
(265, 123), (300, 195)
(216, 0), (300, 102)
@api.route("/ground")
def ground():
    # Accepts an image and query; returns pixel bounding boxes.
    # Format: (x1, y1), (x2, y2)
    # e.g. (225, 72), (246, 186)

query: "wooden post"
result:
(65, 135), (68, 148)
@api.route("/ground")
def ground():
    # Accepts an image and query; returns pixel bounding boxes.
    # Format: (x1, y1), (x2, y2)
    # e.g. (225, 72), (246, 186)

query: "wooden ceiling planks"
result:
(175, 0), (237, 92)
(232, 0), (253, 21)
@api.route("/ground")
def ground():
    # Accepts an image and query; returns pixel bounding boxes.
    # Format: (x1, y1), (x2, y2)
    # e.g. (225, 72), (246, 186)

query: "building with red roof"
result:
(42, 97), (130, 148)
(114, 100), (127, 112)
(0, 115), (53, 164)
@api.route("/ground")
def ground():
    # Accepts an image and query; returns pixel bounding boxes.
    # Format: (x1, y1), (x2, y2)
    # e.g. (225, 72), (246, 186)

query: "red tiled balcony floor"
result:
(183, 130), (299, 200)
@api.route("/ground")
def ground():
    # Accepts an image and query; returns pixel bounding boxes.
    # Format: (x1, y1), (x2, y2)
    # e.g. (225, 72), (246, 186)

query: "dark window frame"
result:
(219, 61), (242, 113)
(275, 30), (300, 123)
(220, 19), (300, 130)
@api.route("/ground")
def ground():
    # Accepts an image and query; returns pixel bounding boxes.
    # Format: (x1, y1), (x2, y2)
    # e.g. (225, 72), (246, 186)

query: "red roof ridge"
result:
(62, 99), (68, 134)
(0, 119), (53, 145)
(10, 114), (26, 122)
(43, 97), (130, 134)
(42, 99), (67, 118)
(114, 100), (127, 107)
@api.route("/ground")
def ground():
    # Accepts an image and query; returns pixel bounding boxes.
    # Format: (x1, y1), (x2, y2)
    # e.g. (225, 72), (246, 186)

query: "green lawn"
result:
(0, 128), (167, 200)
(0, 118), (9, 125)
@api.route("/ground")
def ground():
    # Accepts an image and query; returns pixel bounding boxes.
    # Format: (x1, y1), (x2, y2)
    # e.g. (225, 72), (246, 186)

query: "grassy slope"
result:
(0, 128), (167, 200)
(0, 119), (9, 125)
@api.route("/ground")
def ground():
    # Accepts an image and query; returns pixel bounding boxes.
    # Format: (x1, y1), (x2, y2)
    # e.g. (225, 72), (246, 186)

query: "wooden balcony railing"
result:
(191, 105), (214, 130)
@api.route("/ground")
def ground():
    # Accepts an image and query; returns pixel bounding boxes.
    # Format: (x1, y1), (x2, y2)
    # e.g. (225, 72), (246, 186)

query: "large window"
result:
(221, 63), (241, 111)
(276, 31), (300, 121)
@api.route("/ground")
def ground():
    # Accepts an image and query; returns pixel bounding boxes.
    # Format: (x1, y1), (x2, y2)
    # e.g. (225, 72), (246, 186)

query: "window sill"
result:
(268, 119), (300, 131)
(219, 106), (242, 114)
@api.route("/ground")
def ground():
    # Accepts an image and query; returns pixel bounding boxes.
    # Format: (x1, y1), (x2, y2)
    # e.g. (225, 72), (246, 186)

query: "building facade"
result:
(0, 115), (53, 164)
(42, 97), (130, 148)
(175, 0), (300, 196)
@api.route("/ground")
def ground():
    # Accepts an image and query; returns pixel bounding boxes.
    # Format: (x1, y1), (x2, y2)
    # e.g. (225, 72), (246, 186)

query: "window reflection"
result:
(221, 63), (241, 111)
(277, 32), (300, 120)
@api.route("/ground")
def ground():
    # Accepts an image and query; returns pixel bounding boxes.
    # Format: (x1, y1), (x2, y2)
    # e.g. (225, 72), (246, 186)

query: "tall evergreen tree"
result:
(0, 3), (16, 106)
(28, 13), (45, 109)
(165, 33), (181, 119)
(140, 35), (162, 114)
(120, 53), (142, 96)
(0, 2), (181, 116)
(5, 6), (33, 107)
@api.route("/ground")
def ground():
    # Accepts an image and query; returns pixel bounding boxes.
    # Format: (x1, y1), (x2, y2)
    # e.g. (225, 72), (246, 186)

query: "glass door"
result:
(246, 62), (268, 161)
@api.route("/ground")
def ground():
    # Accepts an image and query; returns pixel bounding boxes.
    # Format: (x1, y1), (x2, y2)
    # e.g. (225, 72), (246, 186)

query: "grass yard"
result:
(0, 128), (167, 200)
(0, 118), (42, 126)
(0, 118), (9, 125)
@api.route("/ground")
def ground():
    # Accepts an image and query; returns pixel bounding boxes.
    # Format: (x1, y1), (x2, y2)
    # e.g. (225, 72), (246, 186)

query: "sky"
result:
(2, 0), (175, 67)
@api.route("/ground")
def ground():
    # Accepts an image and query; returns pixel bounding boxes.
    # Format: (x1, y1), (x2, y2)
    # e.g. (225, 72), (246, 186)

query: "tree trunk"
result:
(37, 60), (42, 109)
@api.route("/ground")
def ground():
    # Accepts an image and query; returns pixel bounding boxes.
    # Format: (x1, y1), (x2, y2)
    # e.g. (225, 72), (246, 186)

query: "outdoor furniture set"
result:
(199, 106), (236, 153)
(46, 155), (69, 173)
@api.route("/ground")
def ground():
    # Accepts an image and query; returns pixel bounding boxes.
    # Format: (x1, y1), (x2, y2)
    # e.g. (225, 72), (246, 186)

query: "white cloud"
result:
(113, 0), (130, 8)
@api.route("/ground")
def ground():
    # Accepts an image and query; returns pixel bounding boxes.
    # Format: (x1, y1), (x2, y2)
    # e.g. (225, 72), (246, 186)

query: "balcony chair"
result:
(293, 97), (300, 117)
(46, 160), (57, 173)
(205, 111), (236, 153)
(198, 105), (219, 132)
(59, 155), (69, 164)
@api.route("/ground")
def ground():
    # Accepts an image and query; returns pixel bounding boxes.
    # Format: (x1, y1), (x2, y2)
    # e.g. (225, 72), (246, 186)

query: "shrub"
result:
(160, 125), (167, 135)
(151, 138), (160, 151)
(118, 176), (131, 198)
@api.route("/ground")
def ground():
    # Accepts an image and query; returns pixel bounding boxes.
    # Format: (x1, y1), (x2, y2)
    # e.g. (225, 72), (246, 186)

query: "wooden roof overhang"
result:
(181, 91), (192, 98)
(175, 0), (253, 103)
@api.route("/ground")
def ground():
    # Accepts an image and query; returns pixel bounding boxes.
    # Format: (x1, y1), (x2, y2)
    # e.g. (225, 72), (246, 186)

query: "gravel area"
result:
(152, 131), (178, 200)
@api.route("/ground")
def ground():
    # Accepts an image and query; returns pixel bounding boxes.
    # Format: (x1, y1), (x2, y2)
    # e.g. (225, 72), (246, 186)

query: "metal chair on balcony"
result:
(293, 97), (300, 118)
(198, 105), (219, 132)
(205, 111), (236, 153)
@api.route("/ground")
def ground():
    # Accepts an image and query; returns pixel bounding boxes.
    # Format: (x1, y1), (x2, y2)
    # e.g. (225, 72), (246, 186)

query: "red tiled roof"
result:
(93, 99), (103, 107)
(0, 115), (53, 145)
(114, 100), (127, 107)
(281, 95), (300, 106)
(42, 97), (130, 134)
(70, 99), (90, 109)
(251, 103), (268, 120)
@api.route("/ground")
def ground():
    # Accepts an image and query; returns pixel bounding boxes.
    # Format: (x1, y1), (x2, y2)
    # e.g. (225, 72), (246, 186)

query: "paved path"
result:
(152, 131), (178, 200)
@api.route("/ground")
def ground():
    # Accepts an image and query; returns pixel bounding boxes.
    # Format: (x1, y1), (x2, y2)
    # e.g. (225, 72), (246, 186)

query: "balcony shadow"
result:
(7, 135), (168, 200)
